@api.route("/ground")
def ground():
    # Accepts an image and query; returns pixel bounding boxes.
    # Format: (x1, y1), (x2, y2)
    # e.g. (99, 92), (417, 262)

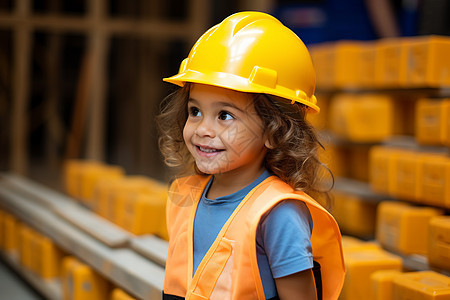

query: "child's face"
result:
(183, 84), (268, 177)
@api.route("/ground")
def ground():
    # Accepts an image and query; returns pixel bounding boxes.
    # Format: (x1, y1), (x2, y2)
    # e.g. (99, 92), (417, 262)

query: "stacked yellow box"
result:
(428, 216), (450, 271)
(19, 224), (34, 270)
(391, 150), (424, 202)
(406, 36), (450, 88)
(421, 154), (450, 209)
(36, 235), (63, 279)
(329, 94), (394, 143)
(341, 245), (402, 300)
(0, 209), (5, 250)
(3, 212), (19, 253)
(356, 42), (377, 88)
(374, 38), (409, 88)
(64, 160), (125, 207)
(416, 99), (450, 146)
(311, 36), (450, 90)
(62, 256), (110, 300)
(332, 191), (377, 238)
(376, 201), (442, 255)
(371, 269), (403, 300)
(111, 288), (136, 300)
(393, 271), (450, 299)
(370, 146), (450, 208)
(121, 190), (167, 237)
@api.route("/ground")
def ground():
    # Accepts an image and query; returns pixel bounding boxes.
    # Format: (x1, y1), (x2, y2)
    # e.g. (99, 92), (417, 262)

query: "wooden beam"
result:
(0, 13), (191, 38)
(10, 0), (31, 175)
(85, 0), (108, 161)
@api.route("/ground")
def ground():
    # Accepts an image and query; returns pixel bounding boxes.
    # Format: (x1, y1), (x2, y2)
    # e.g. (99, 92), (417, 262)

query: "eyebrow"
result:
(188, 98), (245, 113)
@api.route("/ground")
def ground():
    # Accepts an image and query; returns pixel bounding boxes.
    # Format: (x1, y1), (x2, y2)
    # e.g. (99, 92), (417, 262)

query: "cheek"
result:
(183, 121), (195, 146)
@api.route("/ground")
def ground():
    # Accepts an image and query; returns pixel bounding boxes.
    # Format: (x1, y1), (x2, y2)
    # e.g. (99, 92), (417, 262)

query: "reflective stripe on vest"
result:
(164, 175), (345, 300)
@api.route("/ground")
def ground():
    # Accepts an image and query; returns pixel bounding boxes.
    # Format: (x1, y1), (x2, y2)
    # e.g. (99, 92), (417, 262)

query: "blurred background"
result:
(1, 1), (450, 300)
(1, 0), (447, 189)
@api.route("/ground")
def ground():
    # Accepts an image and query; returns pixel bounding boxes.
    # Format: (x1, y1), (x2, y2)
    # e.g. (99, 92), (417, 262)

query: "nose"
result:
(195, 117), (216, 138)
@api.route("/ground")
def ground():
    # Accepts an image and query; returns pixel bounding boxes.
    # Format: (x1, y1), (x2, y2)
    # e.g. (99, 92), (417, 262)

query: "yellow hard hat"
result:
(164, 11), (319, 112)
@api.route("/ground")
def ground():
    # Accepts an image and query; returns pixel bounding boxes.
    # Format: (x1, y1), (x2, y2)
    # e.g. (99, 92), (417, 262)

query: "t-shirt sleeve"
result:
(256, 199), (314, 278)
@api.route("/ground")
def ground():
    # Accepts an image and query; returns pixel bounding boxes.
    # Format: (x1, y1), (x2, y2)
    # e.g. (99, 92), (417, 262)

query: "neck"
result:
(207, 164), (266, 199)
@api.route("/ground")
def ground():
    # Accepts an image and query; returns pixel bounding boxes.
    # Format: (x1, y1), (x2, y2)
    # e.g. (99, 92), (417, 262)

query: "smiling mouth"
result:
(196, 145), (224, 153)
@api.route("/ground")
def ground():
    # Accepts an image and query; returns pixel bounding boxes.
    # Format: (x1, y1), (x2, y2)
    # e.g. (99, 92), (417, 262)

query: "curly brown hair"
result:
(157, 83), (332, 206)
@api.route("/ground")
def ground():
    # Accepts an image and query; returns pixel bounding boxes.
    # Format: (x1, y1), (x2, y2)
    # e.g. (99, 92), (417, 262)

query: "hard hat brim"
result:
(163, 70), (320, 113)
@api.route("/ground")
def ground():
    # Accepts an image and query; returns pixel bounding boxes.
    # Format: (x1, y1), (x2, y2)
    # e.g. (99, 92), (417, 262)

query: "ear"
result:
(265, 139), (274, 149)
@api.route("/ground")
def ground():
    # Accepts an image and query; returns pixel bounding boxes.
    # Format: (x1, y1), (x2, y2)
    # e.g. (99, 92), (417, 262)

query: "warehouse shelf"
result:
(0, 251), (61, 300)
(334, 177), (389, 203)
(0, 173), (165, 300)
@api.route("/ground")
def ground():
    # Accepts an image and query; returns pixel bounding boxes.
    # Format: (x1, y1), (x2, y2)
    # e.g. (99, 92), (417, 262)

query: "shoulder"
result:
(262, 200), (312, 231)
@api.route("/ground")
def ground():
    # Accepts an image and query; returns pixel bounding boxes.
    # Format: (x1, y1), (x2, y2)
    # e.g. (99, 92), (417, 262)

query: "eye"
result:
(189, 106), (202, 117)
(218, 111), (234, 121)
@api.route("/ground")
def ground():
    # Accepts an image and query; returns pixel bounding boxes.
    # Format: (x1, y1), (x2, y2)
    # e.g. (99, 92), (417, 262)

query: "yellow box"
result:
(306, 93), (330, 130)
(107, 176), (163, 225)
(408, 35), (450, 87)
(111, 288), (136, 300)
(332, 41), (366, 89)
(428, 216), (450, 271)
(342, 235), (381, 253)
(376, 201), (442, 255)
(36, 235), (62, 279)
(0, 209), (5, 250)
(416, 99), (450, 146)
(332, 191), (377, 238)
(348, 146), (370, 182)
(62, 256), (109, 300)
(310, 42), (335, 90)
(374, 38), (409, 88)
(369, 146), (398, 195)
(94, 178), (121, 218)
(421, 154), (450, 208)
(121, 190), (167, 236)
(318, 142), (348, 180)
(393, 271), (450, 299)
(80, 165), (124, 207)
(406, 35), (450, 88)
(371, 269), (403, 300)
(392, 150), (424, 202)
(341, 248), (402, 300)
(3, 213), (19, 253)
(329, 94), (394, 142)
(64, 160), (102, 199)
(28, 230), (41, 275)
(19, 225), (34, 270)
(357, 43), (377, 88)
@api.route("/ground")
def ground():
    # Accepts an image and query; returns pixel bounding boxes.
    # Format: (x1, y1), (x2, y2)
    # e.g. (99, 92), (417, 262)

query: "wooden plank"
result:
(54, 203), (131, 248)
(0, 173), (74, 209)
(0, 173), (131, 248)
(0, 183), (164, 299)
(129, 235), (168, 268)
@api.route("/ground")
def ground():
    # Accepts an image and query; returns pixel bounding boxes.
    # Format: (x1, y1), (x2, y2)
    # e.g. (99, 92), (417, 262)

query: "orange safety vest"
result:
(163, 175), (345, 300)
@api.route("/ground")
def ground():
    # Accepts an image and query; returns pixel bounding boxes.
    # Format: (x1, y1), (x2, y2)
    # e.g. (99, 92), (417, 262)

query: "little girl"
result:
(157, 11), (345, 300)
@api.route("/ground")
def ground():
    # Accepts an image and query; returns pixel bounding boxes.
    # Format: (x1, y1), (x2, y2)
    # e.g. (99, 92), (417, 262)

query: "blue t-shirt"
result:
(193, 171), (313, 299)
